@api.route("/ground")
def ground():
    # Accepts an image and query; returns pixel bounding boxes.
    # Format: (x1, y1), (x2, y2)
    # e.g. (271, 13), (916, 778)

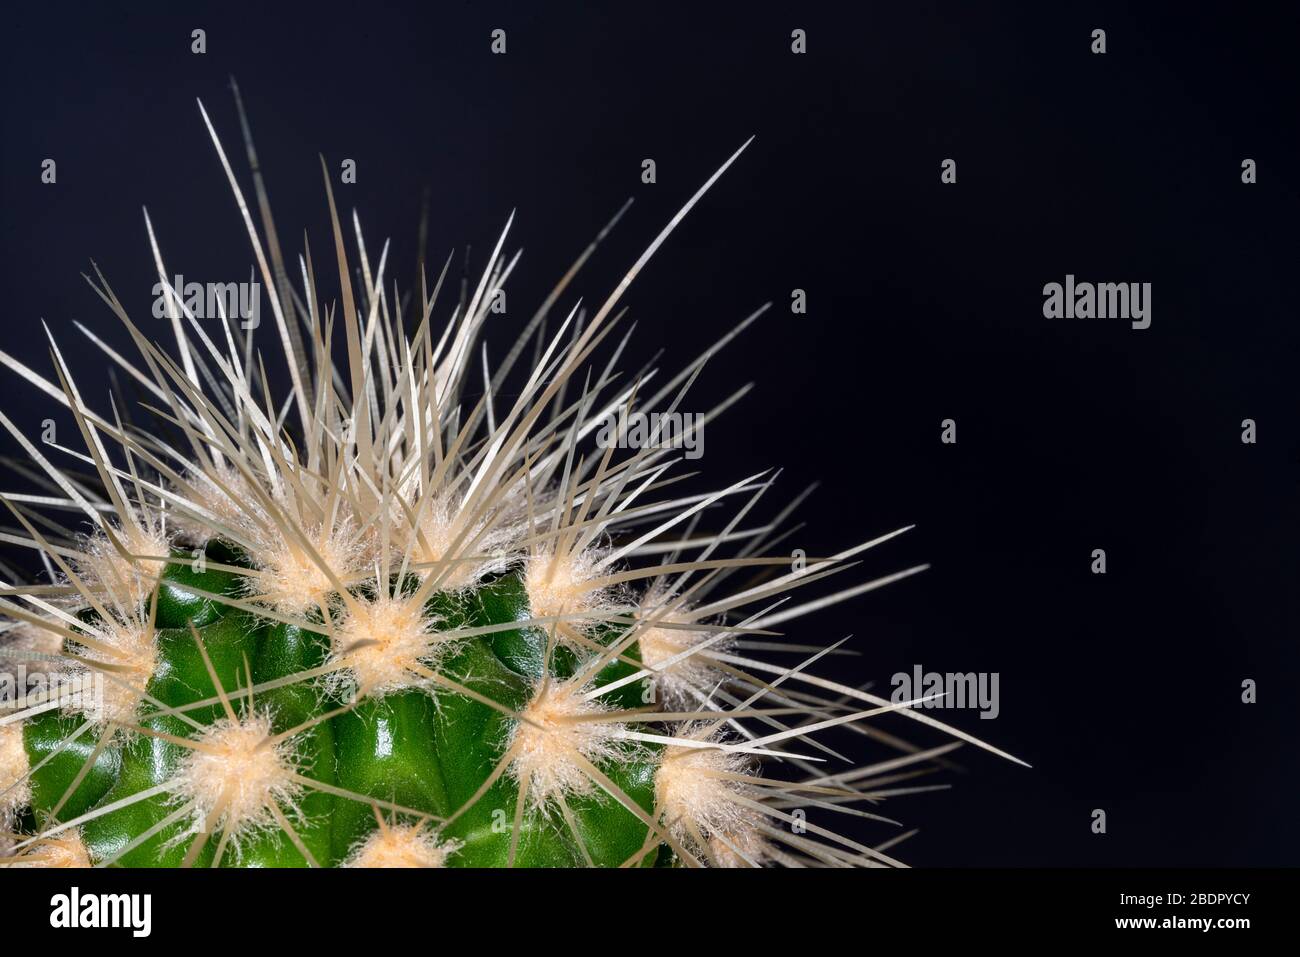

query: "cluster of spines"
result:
(0, 87), (1023, 868)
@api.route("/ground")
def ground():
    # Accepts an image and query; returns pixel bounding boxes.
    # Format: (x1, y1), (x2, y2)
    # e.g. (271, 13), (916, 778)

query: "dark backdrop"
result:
(2, 1), (1296, 866)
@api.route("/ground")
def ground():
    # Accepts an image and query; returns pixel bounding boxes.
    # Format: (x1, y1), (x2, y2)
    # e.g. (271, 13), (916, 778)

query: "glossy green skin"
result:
(23, 550), (660, 867)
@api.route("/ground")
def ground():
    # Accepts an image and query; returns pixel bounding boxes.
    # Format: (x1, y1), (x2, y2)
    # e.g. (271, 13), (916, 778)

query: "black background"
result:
(2, 1), (1296, 867)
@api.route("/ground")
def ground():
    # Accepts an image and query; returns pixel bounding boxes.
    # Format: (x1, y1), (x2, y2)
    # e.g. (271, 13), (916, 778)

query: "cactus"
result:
(0, 93), (1021, 868)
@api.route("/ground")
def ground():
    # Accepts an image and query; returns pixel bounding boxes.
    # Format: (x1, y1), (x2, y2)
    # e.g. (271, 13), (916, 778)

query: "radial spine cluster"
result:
(0, 90), (1022, 869)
